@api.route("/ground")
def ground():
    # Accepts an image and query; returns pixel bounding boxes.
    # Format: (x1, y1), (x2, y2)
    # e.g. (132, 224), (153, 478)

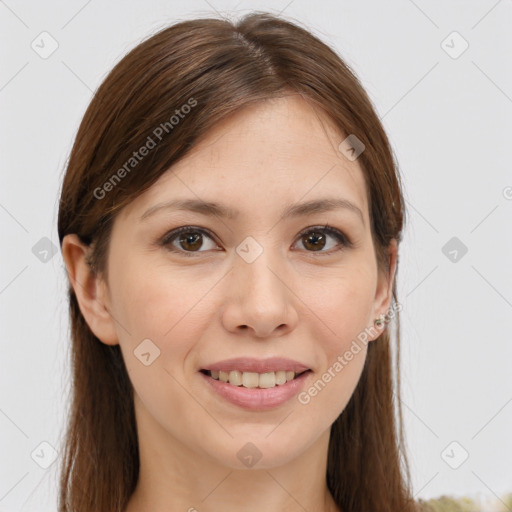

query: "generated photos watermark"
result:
(297, 302), (402, 405)
(93, 97), (198, 200)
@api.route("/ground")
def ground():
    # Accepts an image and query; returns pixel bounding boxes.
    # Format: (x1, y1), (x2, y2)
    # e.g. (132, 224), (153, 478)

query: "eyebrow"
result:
(139, 197), (365, 225)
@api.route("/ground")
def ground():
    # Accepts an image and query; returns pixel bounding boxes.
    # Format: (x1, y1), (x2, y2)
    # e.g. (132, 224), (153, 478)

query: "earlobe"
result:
(370, 239), (399, 339)
(61, 234), (119, 346)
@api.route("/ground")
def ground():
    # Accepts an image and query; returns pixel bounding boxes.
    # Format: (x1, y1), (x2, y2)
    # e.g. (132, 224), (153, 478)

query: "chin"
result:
(203, 433), (313, 471)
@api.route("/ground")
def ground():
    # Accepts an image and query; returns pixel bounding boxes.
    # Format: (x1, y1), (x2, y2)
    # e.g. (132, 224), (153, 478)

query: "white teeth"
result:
(275, 370), (287, 385)
(258, 372), (276, 388)
(242, 372), (259, 388)
(228, 370), (242, 386)
(208, 369), (305, 388)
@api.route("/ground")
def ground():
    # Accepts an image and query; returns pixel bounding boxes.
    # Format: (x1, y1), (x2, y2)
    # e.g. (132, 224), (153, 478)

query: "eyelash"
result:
(160, 224), (353, 258)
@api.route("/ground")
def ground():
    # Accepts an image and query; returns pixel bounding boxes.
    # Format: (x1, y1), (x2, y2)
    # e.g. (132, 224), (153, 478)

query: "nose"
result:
(221, 251), (299, 339)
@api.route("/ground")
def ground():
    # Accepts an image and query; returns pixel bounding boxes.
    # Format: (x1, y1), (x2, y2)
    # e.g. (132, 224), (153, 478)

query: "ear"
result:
(61, 234), (119, 346)
(370, 238), (398, 340)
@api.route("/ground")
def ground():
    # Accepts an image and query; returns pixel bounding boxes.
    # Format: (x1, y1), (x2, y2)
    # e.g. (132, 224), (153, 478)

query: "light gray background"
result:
(1, 0), (511, 510)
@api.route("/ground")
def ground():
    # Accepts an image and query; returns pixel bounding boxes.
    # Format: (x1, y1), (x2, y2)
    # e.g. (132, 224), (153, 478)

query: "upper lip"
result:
(201, 357), (310, 374)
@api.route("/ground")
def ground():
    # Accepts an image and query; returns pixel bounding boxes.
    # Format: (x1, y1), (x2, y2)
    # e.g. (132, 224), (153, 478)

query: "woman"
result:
(58, 11), (416, 512)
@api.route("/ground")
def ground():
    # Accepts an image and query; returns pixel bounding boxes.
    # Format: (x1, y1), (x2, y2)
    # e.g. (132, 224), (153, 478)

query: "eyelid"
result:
(296, 224), (353, 249)
(160, 225), (219, 256)
(160, 224), (352, 256)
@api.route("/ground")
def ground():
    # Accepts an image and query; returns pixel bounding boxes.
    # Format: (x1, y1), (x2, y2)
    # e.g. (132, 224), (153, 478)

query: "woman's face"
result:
(74, 94), (396, 470)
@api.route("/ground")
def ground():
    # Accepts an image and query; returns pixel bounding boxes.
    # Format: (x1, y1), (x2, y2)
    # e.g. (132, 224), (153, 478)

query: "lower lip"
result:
(199, 371), (311, 411)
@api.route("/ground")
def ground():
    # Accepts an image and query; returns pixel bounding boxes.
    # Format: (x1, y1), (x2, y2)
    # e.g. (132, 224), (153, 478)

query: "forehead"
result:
(121, 94), (369, 224)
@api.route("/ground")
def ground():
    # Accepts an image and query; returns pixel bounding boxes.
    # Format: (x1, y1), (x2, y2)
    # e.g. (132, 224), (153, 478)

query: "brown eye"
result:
(295, 226), (351, 254)
(302, 231), (327, 251)
(162, 227), (218, 256)
(177, 231), (203, 251)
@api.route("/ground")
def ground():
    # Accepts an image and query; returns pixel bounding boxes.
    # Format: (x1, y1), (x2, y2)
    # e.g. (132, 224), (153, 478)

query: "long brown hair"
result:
(57, 12), (416, 512)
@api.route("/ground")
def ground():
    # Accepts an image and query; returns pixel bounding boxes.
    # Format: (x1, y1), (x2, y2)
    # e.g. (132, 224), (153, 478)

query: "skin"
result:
(62, 93), (397, 512)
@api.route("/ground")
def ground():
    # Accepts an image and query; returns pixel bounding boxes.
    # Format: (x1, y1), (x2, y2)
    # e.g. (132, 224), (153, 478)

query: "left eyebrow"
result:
(281, 198), (364, 225)
(139, 197), (365, 225)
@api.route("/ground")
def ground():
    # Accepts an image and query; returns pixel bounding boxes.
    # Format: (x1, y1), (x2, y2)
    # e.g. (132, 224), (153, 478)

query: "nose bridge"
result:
(234, 239), (286, 306)
(222, 236), (297, 336)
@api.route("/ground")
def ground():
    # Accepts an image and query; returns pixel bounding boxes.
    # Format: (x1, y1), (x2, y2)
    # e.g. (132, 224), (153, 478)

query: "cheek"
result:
(302, 261), (376, 339)
(295, 263), (374, 412)
(106, 257), (214, 401)
(296, 275), (372, 424)
(112, 264), (217, 422)
(110, 253), (215, 342)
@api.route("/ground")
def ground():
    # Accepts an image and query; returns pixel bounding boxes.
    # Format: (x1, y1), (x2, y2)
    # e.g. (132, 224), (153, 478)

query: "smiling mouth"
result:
(200, 369), (311, 389)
